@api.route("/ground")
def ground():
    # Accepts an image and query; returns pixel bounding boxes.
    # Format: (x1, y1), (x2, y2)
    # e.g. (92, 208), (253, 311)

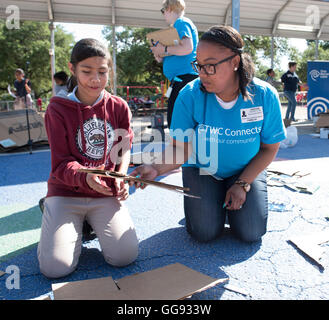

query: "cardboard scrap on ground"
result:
(288, 230), (329, 269)
(267, 169), (319, 194)
(52, 263), (228, 300)
(315, 112), (329, 128)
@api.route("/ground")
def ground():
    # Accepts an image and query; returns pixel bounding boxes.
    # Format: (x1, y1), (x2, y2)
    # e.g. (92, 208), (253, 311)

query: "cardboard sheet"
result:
(289, 230), (329, 269)
(146, 27), (180, 47)
(316, 112), (329, 128)
(52, 263), (228, 300)
(52, 276), (131, 300)
(117, 263), (228, 300)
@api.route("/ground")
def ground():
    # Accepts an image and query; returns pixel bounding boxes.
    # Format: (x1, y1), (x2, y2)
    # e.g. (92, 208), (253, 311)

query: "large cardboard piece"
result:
(315, 112), (329, 128)
(147, 27), (180, 47)
(52, 263), (228, 300)
(0, 109), (48, 150)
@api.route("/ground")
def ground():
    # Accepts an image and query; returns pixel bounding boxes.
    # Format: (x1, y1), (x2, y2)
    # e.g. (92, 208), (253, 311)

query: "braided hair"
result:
(200, 25), (254, 101)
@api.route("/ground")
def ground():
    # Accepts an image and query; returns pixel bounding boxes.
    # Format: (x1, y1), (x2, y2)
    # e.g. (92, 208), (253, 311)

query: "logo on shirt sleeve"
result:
(240, 107), (264, 123)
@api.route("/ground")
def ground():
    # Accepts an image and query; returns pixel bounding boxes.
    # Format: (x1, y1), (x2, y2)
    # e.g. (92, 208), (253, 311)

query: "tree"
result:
(297, 42), (329, 82)
(242, 35), (291, 80)
(0, 20), (74, 99)
(102, 26), (166, 97)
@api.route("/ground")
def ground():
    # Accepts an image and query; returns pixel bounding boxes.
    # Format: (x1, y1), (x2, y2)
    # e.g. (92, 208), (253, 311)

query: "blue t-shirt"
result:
(170, 78), (287, 179)
(163, 16), (198, 81)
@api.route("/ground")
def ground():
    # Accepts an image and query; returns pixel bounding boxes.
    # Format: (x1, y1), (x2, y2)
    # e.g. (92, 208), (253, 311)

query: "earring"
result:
(234, 67), (238, 71)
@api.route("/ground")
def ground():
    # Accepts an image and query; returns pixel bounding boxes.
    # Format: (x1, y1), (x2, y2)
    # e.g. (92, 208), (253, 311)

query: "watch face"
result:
(245, 184), (251, 192)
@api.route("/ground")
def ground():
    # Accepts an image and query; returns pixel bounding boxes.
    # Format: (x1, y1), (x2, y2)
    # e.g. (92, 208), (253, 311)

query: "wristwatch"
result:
(235, 179), (251, 192)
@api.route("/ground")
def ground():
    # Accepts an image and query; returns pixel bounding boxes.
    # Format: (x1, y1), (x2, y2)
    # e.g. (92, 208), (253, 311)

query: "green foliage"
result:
(103, 26), (166, 97)
(297, 42), (329, 82)
(0, 20), (74, 99)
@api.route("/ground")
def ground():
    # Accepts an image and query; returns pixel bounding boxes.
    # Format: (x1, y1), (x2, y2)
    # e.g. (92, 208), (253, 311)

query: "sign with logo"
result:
(0, 109), (47, 150)
(307, 61), (329, 119)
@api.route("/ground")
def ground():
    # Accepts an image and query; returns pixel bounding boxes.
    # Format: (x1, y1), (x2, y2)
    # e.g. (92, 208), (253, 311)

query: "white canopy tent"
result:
(1, 0), (329, 93)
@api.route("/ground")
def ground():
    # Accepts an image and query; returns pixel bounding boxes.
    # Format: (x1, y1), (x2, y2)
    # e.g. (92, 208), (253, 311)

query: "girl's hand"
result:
(86, 164), (114, 196)
(224, 184), (247, 211)
(128, 165), (158, 190)
(113, 178), (129, 201)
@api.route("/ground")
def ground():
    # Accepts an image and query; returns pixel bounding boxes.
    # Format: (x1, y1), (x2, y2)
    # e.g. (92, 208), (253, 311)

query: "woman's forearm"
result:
(151, 140), (192, 176)
(238, 143), (280, 184)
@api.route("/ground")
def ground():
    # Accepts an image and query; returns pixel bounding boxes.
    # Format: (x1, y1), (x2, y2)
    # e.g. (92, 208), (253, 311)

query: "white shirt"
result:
(215, 95), (238, 110)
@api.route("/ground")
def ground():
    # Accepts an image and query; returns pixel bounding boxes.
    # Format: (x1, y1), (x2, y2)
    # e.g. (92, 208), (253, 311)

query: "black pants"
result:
(167, 74), (199, 129)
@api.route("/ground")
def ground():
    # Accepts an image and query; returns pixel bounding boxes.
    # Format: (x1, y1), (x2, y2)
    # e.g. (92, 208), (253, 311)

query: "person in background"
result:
(38, 38), (138, 279)
(129, 26), (287, 244)
(265, 68), (281, 90)
(151, 0), (199, 128)
(13, 68), (32, 109)
(281, 62), (302, 122)
(53, 71), (69, 96)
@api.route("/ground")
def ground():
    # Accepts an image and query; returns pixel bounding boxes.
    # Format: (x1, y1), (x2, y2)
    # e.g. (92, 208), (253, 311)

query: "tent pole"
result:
(49, 21), (56, 97)
(231, 0), (240, 31)
(271, 36), (274, 68)
(112, 0), (117, 95)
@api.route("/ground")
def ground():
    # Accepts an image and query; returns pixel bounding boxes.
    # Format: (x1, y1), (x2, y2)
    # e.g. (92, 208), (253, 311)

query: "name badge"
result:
(241, 107), (264, 123)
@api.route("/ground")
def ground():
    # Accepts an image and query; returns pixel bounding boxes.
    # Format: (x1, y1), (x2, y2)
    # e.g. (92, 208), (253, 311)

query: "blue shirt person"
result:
(171, 77), (286, 179)
(151, 0), (199, 128)
(131, 26), (286, 244)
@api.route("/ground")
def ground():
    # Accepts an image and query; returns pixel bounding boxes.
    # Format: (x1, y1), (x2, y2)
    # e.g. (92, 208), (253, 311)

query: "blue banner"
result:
(307, 61), (329, 119)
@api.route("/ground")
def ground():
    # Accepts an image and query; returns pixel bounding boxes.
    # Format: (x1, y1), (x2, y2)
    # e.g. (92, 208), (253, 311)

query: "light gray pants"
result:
(37, 196), (139, 279)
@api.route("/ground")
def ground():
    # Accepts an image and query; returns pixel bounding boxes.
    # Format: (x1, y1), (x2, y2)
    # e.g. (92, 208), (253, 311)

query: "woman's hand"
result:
(224, 184), (247, 211)
(128, 165), (158, 190)
(86, 164), (114, 196)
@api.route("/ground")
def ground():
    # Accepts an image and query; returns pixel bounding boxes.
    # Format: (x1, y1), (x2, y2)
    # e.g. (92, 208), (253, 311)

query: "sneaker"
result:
(38, 197), (45, 213)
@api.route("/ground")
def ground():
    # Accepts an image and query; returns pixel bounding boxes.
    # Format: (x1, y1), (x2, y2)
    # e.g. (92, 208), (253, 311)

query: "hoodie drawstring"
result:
(77, 104), (87, 154)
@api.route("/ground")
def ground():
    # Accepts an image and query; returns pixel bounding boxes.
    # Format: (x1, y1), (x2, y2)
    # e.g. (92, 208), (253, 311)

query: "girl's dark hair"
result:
(200, 25), (255, 101)
(67, 38), (114, 93)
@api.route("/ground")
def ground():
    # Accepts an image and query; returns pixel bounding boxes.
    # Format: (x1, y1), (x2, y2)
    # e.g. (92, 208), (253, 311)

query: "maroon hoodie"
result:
(45, 90), (134, 198)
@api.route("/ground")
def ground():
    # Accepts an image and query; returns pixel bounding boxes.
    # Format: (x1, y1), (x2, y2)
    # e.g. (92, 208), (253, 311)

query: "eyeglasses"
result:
(160, 8), (165, 14)
(191, 54), (237, 75)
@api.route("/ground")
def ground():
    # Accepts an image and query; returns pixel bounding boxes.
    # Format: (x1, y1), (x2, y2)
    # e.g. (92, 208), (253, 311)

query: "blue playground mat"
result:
(0, 135), (329, 300)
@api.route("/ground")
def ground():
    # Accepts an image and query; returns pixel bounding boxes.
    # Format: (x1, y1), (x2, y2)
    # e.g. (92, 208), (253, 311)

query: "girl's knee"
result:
(104, 242), (139, 267)
(39, 256), (77, 279)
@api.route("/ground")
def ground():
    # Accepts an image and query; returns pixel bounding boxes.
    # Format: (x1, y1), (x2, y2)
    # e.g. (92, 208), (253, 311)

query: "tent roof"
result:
(1, 0), (329, 40)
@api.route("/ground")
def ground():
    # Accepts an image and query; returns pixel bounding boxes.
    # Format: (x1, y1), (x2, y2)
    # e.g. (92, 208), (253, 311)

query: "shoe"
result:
(38, 197), (45, 213)
(82, 220), (97, 241)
